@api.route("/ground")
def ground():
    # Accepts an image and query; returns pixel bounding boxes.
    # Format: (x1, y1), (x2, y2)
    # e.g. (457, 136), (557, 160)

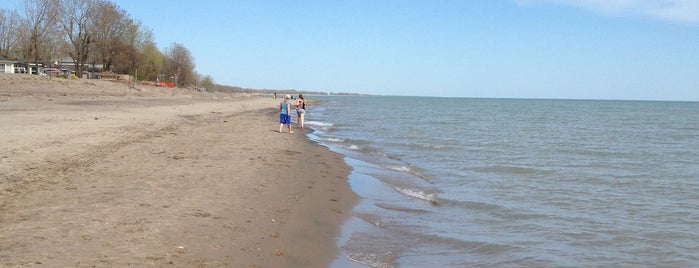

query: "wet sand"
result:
(0, 74), (358, 267)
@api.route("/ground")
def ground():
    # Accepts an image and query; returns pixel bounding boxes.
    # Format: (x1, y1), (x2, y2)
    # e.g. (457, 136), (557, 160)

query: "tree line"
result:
(0, 0), (214, 89)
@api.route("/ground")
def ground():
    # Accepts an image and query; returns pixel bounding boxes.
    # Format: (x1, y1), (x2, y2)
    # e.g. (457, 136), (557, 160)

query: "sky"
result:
(2, 0), (698, 101)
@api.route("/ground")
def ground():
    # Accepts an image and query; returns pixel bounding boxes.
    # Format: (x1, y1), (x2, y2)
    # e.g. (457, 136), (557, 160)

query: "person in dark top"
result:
(296, 94), (306, 130)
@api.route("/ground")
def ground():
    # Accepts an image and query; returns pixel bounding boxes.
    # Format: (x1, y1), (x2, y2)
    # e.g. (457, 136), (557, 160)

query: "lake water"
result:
(301, 96), (698, 267)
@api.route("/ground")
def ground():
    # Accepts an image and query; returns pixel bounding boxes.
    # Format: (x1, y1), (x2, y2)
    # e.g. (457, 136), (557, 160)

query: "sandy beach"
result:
(0, 74), (357, 267)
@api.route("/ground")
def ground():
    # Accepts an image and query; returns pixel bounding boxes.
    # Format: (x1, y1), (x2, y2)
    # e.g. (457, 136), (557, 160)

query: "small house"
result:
(0, 55), (16, 74)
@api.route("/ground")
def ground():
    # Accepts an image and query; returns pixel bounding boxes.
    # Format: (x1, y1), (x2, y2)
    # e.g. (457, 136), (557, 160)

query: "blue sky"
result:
(2, 0), (698, 100)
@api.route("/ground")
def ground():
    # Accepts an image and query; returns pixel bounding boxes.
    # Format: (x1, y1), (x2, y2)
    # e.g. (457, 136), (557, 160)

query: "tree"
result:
(19, 0), (59, 73)
(109, 18), (141, 74)
(91, 0), (127, 72)
(164, 42), (195, 87)
(0, 9), (20, 57)
(7, 0), (209, 86)
(201, 74), (214, 90)
(136, 30), (164, 82)
(60, 0), (96, 78)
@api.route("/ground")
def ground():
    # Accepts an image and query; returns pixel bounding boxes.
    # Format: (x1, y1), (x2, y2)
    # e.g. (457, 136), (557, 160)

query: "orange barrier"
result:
(140, 81), (176, 88)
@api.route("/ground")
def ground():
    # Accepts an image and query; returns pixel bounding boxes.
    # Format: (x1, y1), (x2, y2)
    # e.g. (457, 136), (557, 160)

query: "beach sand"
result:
(0, 74), (358, 267)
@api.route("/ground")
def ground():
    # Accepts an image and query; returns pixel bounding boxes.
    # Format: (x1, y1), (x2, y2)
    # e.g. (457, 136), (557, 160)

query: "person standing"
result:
(278, 95), (293, 133)
(296, 94), (306, 130)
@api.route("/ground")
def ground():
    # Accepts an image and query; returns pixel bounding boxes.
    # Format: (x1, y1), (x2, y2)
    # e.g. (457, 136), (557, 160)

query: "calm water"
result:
(301, 96), (699, 267)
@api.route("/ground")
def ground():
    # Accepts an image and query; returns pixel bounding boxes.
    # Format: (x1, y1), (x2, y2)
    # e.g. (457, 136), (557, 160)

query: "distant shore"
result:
(0, 74), (358, 267)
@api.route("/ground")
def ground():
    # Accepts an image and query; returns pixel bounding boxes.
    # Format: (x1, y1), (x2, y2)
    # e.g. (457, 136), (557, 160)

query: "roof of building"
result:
(0, 55), (17, 62)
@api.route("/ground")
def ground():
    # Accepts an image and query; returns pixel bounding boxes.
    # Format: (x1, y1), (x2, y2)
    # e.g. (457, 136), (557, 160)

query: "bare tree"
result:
(8, 0), (207, 86)
(60, 0), (96, 78)
(19, 0), (59, 73)
(0, 9), (21, 57)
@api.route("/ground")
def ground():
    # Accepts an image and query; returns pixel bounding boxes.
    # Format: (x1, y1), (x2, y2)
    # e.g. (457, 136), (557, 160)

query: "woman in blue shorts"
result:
(278, 94), (293, 133)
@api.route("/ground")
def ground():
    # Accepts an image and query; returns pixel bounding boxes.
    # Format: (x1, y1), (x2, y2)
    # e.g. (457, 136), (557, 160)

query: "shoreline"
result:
(0, 74), (358, 267)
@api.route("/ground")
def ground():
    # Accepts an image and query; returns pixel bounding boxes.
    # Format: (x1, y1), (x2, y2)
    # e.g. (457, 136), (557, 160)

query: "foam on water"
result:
(384, 165), (412, 173)
(325, 137), (345, 142)
(394, 187), (438, 204)
(304, 120), (333, 127)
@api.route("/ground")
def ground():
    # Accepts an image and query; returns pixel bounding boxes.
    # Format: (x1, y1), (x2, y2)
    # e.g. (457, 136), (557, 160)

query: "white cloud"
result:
(516, 0), (699, 25)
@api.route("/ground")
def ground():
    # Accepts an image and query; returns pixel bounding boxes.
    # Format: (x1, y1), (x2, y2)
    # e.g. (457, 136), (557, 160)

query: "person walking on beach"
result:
(296, 94), (306, 130)
(279, 94), (293, 133)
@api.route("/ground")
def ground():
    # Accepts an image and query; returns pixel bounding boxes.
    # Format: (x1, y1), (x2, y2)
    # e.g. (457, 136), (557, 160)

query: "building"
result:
(1, 56), (111, 78)
(13, 59), (42, 74)
(0, 55), (17, 74)
(52, 57), (104, 78)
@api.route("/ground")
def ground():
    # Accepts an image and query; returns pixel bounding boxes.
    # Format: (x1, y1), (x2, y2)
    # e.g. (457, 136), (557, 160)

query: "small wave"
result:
(467, 241), (515, 255)
(395, 187), (439, 204)
(375, 203), (430, 213)
(376, 151), (402, 161)
(477, 165), (553, 175)
(305, 120), (333, 127)
(386, 165), (412, 173)
(417, 143), (451, 150)
(348, 144), (361, 150)
(438, 198), (504, 212)
(383, 164), (434, 184)
(325, 137), (345, 142)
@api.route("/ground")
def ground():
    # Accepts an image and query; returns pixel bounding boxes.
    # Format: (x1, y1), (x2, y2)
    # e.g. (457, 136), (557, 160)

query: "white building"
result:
(0, 55), (16, 73)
